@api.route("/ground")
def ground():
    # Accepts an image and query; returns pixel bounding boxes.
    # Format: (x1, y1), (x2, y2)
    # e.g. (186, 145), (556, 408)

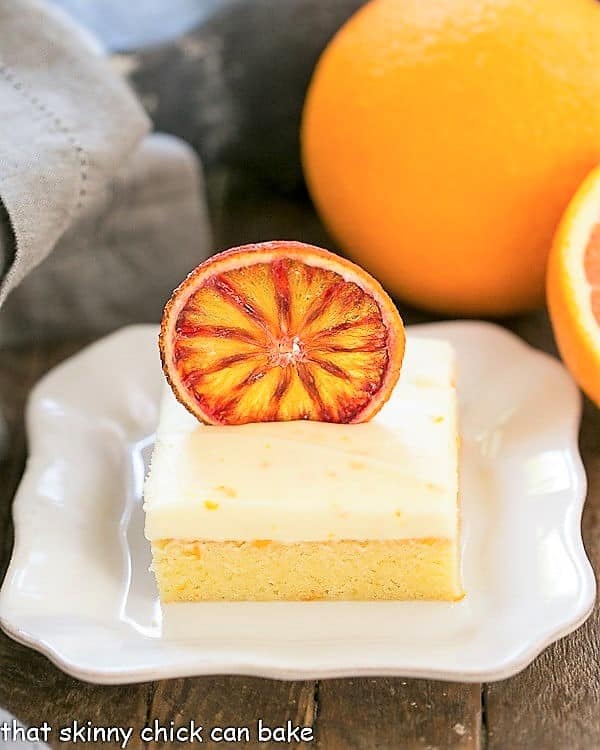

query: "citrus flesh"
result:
(160, 242), (405, 425)
(547, 165), (600, 406)
(302, 0), (600, 316)
(585, 224), (600, 325)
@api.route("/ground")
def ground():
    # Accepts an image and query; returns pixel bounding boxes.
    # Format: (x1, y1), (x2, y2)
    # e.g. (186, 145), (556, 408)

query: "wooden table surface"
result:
(1, 188), (599, 749)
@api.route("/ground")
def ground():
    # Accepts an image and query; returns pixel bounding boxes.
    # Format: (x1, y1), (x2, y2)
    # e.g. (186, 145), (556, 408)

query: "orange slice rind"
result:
(160, 241), (405, 425)
(547, 164), (600, 406)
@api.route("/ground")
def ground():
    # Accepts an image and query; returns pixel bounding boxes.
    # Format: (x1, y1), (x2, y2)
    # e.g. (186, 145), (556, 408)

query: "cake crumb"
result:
(204, 500), (219, 510)
(253, 539), (272, 548)
(395, 510), (402, 518)
(259, 460), (271, 469)
(215, 485), (237, 498)
(327, 470), (337, 478)
(349, 460), (366, 470)
(453, 723), (466, 737)
(433, 415), (444, 423)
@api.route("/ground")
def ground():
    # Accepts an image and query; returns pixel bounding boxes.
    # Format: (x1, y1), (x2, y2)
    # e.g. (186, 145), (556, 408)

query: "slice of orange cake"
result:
(143, 241), (462, 601)
(144, 336), (461, 601)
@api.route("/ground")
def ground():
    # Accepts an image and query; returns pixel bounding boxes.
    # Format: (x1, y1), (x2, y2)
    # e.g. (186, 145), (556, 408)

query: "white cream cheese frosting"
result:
(144, 337), (459, 543)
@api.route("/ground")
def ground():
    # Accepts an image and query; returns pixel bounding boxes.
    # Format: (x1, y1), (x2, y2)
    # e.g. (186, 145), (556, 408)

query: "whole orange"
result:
(301, 0), (600, 316)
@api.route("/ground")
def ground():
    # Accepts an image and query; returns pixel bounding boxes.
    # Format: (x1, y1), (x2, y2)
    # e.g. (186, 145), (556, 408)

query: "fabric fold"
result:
(0, 0), (150, 307)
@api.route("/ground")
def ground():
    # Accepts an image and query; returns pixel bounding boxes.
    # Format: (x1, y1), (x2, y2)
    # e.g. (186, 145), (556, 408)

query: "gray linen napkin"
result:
(0, 0), (212, 343)
(0, 133), (211, 343)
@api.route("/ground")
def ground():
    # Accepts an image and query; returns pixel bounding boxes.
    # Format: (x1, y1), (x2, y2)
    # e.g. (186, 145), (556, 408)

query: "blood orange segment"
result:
(160, 241), (405, 425)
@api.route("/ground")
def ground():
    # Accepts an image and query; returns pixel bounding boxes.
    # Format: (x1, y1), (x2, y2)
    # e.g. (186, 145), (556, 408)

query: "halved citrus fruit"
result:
(160, 241), (405, 425)
(547, 164), (600, 406)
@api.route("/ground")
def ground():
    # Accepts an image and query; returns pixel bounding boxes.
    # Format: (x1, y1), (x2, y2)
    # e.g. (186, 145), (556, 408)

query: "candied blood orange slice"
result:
(160, 241), (405, 425)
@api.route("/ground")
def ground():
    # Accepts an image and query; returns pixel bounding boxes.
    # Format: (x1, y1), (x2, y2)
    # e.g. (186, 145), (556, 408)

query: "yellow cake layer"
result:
(152, 538), (464, 602)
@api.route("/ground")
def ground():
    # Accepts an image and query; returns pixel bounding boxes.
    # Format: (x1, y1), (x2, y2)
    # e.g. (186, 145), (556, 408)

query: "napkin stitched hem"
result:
(0, 62), (90, 304)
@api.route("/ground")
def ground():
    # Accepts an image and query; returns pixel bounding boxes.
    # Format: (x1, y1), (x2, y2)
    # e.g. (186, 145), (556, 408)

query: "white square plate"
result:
(0, 322), (594, 683)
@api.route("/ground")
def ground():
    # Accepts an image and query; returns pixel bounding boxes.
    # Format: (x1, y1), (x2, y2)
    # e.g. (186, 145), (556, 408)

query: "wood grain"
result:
(314, 679), (481, 749)
(146, 677), (316, 748)
(0, 633), (152, 750)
